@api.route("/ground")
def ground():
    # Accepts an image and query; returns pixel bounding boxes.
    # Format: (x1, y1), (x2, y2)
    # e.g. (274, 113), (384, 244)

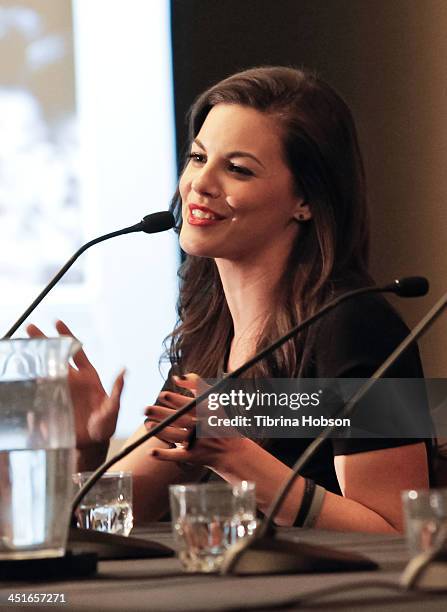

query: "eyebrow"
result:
(193, 138), (265, 169)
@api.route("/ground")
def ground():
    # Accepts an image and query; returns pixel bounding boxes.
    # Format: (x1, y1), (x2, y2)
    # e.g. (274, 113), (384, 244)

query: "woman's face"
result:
(179, 103), (309, 262)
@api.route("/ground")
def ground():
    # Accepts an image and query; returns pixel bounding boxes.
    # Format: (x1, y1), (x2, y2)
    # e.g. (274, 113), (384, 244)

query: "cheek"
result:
(228, 189), (279, 219)
(178, 173), (190, 202)
(179, 162), (197, 196)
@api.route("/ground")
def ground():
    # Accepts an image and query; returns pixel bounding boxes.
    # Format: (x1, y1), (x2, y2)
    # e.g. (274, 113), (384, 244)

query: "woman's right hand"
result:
(26, 320), (124, 453)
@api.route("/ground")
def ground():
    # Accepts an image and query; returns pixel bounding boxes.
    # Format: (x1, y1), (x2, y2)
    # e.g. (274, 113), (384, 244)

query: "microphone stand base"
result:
(220, 535), (378, 575)
(68, 527), (174, 560)
(401, 547), (447, 591)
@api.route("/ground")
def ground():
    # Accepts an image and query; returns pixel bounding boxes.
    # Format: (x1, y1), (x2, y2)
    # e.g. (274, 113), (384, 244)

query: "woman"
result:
(28, 67), (429, 532)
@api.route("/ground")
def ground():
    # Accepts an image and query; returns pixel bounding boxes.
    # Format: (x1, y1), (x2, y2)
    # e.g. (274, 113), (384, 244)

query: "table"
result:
(1, 525), (447, 611)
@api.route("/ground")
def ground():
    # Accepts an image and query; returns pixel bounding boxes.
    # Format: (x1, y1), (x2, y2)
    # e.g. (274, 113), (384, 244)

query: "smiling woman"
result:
(29, 66), (432, 533)
(170, 67), (371, 379)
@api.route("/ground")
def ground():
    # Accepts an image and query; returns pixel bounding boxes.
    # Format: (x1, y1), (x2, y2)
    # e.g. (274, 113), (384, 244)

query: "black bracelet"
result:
(293, 478), (316, 527)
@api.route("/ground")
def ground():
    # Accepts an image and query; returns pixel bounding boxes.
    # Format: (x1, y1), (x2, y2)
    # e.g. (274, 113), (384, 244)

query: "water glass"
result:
(402, 488), (447, 557)
(72, 471), (133, 536)
(169, 481), (256, 573)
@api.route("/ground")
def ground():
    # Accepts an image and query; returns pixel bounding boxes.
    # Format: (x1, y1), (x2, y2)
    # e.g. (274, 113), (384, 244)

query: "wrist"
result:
(75, 441), (110, 472)
(211, 437), (257, 477)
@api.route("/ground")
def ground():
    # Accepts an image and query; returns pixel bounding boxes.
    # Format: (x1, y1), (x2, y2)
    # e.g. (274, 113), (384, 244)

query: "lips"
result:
(187, 204), (226, 226)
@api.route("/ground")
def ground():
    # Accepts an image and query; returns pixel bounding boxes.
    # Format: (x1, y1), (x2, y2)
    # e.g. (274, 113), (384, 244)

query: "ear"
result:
(292, 199), (312, 222)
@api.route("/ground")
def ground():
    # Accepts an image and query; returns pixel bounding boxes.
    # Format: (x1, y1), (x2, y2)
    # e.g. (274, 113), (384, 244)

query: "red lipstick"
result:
(187, 204), (226, 226)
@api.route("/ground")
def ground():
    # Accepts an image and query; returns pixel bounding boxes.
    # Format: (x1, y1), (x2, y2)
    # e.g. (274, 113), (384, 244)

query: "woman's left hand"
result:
(144, 373), (245, 470)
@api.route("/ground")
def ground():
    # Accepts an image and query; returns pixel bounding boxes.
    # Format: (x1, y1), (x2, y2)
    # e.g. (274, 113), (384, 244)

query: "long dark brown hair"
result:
(165, 66), (372, 378)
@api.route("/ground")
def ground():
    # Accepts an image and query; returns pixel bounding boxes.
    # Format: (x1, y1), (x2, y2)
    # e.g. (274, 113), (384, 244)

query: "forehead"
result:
(196, 104), (284, 160)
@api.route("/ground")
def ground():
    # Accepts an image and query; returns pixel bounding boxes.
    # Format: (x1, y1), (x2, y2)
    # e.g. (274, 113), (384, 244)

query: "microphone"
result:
(386, 276), (429, 297)
(69, 277), (427, 561)
(138, 211), (176, 234)
(2, 211), (175, 339)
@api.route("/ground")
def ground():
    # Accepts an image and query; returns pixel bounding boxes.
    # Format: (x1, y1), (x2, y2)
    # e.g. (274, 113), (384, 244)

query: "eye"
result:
(228, 162), (254, 177)
(188, 151), (206, 164)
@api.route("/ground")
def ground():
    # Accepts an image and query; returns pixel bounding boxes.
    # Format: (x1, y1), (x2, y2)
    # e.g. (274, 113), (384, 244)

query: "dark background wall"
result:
(171, 0), (447, 377)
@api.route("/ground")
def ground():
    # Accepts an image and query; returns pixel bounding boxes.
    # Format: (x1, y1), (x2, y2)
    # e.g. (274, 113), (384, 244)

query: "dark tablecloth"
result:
(1, 525), (447, 611)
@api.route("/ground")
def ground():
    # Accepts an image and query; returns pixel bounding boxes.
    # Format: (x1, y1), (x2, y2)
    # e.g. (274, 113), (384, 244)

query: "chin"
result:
(180, 234), (213, 258)
(179, 224), (251, 260)
(179, 234), (227, 259)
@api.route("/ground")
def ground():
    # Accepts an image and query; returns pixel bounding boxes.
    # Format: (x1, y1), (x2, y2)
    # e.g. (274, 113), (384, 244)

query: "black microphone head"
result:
(140, 211), (175, 234)
(389, 276), (429, 297)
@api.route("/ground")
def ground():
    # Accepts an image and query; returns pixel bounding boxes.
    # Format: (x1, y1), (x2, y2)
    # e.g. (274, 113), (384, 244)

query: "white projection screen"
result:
(0, 0), (178, 437)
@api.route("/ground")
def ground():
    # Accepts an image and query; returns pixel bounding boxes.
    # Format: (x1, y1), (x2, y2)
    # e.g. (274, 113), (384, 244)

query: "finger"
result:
(144, 405), (196, 428)
(151, 447), (193, 463)
(55, 320), (92, 370)
(157, 390), (192, 408)
(26, 324), (82, 376)
(88, 370), (125, 442)
(143, 420), (170, 443)
(142, 423), (176, 448)
(172, 373), (209, 397)
(107, 369), (125, 413)
(144, 422), (190, 443)
(26, 324), (47, 338)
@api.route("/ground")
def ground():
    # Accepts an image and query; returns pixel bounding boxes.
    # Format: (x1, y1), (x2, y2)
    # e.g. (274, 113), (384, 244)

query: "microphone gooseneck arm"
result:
(2, 212), (174, 339)
(70, 278), (427, 519)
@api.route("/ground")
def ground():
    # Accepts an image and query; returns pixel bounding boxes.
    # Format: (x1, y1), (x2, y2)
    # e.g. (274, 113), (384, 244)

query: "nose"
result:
(191, 163), (221, 198)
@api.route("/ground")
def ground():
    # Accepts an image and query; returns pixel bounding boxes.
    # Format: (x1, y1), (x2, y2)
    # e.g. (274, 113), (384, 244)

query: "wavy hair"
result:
(165, 66), (372, 378)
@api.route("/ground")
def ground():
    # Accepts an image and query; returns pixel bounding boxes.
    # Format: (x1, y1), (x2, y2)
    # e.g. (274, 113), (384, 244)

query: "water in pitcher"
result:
(0, 447), (75, 560)
(0, 338), (78, 560)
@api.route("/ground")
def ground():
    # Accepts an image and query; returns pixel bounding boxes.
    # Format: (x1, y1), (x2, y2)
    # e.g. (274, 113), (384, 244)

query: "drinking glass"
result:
(169, 481), (256, 573)
(73, 471), (133, 536)
(402, 488), (447, 557)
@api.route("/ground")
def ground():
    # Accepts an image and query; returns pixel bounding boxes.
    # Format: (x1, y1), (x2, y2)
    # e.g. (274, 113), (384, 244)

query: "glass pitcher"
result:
(0, 337), (79, 560)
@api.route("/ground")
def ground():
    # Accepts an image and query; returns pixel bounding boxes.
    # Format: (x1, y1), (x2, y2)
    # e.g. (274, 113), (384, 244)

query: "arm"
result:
(330, 442), (428, 532)
(27, 320), (123, 471)
(210, 438), (428, 532)
(27, 321), (205, 522)
(154, 435), (428, 532)
(150, 375), (430, 533)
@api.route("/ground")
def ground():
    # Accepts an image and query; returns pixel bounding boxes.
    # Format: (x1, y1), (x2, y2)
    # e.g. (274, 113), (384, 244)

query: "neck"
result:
(215, 245), (291, 358)
(217, 262), (277, 337)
